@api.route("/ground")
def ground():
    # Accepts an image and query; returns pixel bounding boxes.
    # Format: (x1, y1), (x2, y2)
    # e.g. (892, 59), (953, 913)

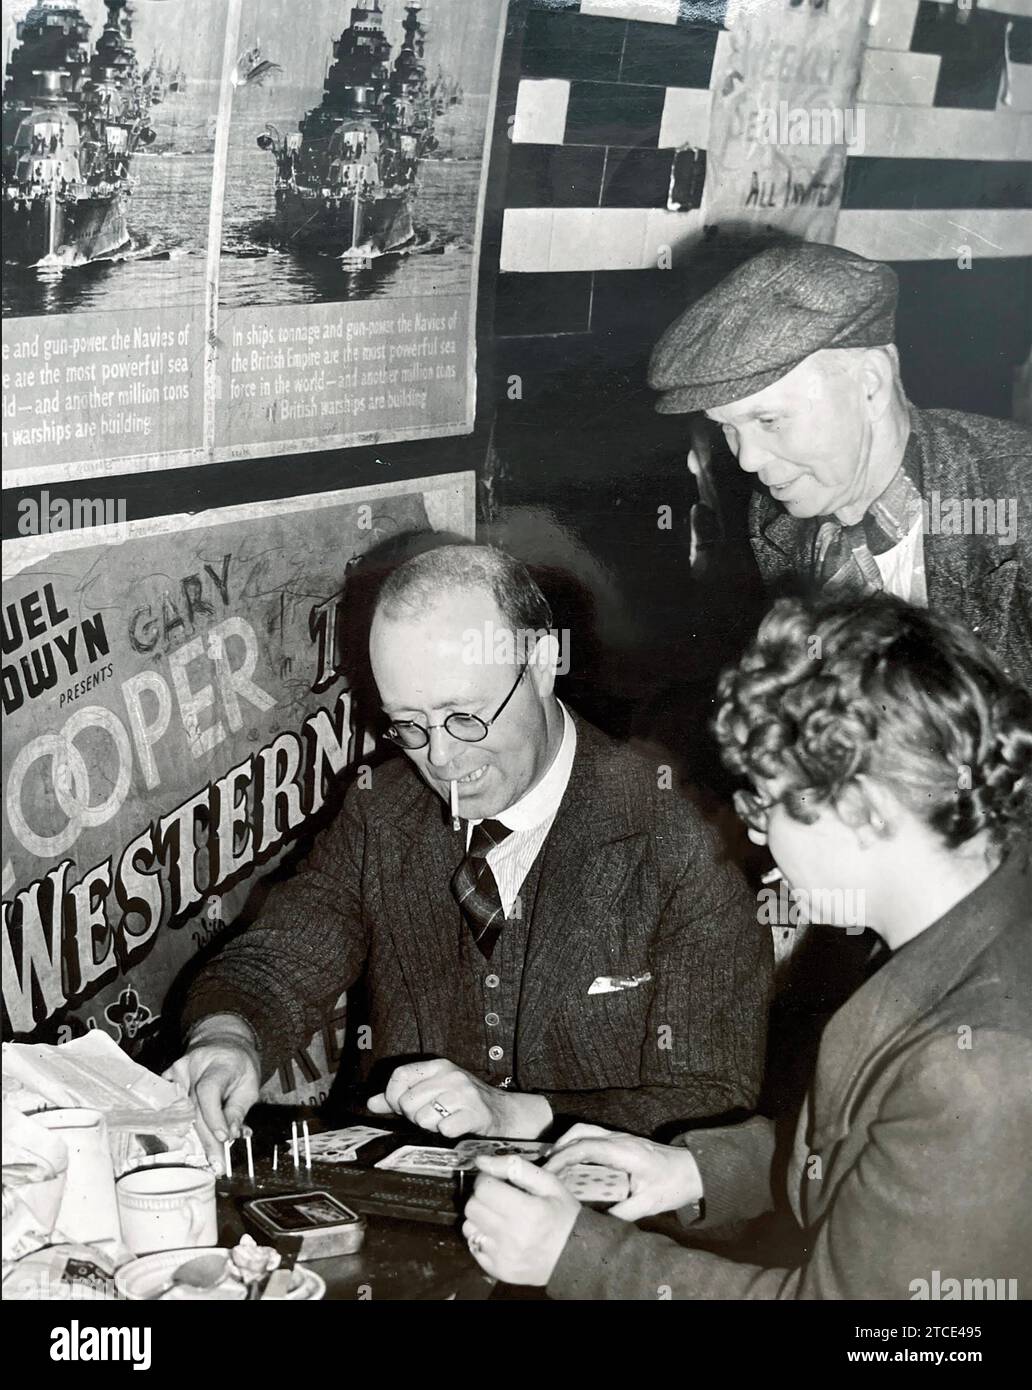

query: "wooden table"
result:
(215, 1189), (493, 1300)
(215, 1108), (495, 1301)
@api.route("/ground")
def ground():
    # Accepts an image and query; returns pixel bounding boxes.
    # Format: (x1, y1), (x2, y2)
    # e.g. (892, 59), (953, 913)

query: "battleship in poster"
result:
(1, 0), (155, 268)
(256, 1), (440, 265)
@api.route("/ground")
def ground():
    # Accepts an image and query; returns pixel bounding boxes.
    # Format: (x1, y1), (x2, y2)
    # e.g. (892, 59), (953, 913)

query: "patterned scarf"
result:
(814, 451), (924, 599)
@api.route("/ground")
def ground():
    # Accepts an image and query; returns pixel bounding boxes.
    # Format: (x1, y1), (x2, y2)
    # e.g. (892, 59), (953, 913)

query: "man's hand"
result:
(367, 1059), (551, 1139)
(463, 1154), (580, 1286)
(547, 1123), (704, 1221)
(163, 1040), (260, 1173)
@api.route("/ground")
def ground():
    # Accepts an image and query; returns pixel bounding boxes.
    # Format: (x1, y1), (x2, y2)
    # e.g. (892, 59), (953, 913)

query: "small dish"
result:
(115, 1247), (326, 1301)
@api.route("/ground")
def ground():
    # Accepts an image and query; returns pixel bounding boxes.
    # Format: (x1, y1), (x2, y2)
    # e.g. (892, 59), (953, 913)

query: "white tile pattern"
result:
(512, 79), (571, 145)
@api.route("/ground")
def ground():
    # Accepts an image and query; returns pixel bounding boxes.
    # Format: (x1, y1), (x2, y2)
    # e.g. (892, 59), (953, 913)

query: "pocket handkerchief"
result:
(587, 972), (652, 995)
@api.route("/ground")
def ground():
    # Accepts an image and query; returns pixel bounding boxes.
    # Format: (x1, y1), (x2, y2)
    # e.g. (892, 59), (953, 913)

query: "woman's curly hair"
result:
(714, 595), (1032, 850)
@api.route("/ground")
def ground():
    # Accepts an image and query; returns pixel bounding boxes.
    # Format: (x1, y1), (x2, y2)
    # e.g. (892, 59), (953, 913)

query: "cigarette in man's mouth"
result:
(760, 866), (783, 885)
(450, 778), (460, 831)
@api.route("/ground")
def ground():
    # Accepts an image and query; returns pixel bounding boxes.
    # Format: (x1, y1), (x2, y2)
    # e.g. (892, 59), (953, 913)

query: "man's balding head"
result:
(373, 544), (552, 634)
(369, 545), (563, 819)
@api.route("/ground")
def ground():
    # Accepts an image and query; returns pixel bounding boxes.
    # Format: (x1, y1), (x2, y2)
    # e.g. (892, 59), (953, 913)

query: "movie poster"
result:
(1, 470), (475, 1104)
(2, 0), (508, 486)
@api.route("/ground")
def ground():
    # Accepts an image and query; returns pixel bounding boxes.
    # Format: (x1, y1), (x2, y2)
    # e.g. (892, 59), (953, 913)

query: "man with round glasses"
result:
(171, 545), (771, 1159)
(381, 659), (530, 756)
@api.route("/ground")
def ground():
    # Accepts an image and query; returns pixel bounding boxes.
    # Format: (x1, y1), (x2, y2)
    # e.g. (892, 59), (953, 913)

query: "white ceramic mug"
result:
(34, 1107), (121, 1245)
(116, 1166), (217, 1255)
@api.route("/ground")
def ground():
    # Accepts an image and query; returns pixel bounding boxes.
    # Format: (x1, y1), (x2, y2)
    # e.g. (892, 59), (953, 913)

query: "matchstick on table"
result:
(245, 1132), (254, 1181)
(291, 1121), (300, 1168)
(302, 1120), (312, 1170)
(272, 1143), (279, 1174)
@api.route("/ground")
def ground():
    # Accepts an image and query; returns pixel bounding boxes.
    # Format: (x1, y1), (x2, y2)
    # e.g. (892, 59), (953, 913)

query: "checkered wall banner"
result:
(501, 0), (1031, 276)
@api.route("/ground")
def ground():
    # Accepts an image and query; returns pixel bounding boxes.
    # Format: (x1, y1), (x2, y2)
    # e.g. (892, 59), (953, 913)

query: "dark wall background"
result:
(5, 0), (1030, 770)
(5, 0), (1028, 1115)
(487, 0), (1031, 771)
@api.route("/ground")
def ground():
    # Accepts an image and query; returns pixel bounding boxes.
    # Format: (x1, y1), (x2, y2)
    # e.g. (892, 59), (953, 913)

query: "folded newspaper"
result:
(2, 1033), (206, 1177)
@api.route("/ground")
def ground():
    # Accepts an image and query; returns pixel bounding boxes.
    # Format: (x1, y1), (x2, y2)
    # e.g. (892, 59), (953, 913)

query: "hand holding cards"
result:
(462, 1153), (604, 1287)
(467, 1149), (631, 1207)
(555, 1163), (631, 1206)
(372, 1140), (629, 1206)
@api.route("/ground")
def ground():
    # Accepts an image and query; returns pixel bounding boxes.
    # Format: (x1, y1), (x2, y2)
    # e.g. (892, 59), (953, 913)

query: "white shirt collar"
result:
(475, 701), (576, 833)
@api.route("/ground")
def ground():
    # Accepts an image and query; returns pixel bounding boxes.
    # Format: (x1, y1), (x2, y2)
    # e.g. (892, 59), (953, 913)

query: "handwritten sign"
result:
(704, 0), (874, 242)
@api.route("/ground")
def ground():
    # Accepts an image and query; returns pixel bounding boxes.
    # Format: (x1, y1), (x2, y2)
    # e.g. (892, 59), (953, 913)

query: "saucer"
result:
(115, 1247), (326, 1301)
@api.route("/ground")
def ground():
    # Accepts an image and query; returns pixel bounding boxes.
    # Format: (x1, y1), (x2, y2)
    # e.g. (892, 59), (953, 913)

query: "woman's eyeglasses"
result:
(733, 787), (773, 833)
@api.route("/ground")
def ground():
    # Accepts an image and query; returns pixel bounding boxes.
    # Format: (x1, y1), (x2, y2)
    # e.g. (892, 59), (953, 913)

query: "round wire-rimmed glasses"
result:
(383, 663), (528, 751)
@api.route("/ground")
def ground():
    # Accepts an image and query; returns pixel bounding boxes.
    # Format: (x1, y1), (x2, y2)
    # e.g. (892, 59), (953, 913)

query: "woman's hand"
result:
(546, 1123), (704, 1222)
(463, 1156), (581, 1286)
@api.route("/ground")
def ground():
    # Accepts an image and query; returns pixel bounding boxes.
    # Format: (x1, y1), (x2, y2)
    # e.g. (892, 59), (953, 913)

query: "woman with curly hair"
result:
(460, 595), (1032, 1299)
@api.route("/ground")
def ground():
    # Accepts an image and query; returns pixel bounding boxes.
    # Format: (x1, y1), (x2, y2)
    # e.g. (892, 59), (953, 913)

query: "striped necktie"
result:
(451, 819), (513, 960)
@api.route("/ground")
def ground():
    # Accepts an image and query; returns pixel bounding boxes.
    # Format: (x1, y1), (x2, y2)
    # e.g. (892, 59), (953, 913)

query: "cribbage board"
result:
(218, 1130), (467, 1228)
(218, 1123), (629, 1224)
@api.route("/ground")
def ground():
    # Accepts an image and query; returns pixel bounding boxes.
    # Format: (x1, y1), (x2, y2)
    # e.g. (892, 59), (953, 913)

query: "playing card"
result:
(451, 1139), (550, 1166)
(374, 1145), (466, 1177)
(304, 1126), (393, 1163)
(557, 1163), (630, 1204)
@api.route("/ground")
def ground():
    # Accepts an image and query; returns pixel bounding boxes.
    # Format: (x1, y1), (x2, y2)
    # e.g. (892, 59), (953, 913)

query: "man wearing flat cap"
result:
(650, 242), (1032, 690)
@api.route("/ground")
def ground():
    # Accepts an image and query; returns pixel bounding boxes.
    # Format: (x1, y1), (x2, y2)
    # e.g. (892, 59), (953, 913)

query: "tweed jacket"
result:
(748, 407), (1032, 690)
(183, 714), (772, 1136)
(549, 850), (1032, 1299)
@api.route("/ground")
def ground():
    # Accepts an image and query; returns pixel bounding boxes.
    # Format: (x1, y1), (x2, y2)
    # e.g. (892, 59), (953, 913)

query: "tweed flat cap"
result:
(649, 243), (899, 413)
